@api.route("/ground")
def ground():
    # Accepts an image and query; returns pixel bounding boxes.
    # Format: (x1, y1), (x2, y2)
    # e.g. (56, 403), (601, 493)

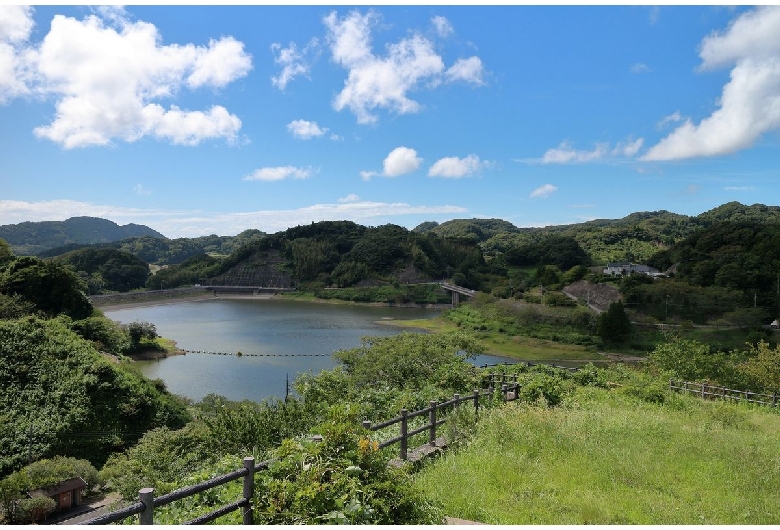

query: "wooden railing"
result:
(669, 380), (779, 407)
(81, 457), (270, 525)
(361, 382), (520, 462)
(81, 371), (522, 524)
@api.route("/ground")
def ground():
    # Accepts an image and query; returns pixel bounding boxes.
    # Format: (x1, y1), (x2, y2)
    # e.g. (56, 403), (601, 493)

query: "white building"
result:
(603, 262), (660, 276)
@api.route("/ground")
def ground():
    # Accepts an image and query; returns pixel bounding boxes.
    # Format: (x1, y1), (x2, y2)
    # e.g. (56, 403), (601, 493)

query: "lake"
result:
(104, 298), (515, 403)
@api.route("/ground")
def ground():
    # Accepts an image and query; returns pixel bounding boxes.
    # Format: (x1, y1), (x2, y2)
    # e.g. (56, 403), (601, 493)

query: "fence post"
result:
(429, 401), (437, 446)
(454, 393), (460, 409)
(400, 409), (408, 461)
(242, 457), (254, 525)
(139, 488), (154, 525)
(362, 420), (371, 430)
(701, 383), (706, 399)
(473, 390), (480, 417)
(773, 393), (777, 407)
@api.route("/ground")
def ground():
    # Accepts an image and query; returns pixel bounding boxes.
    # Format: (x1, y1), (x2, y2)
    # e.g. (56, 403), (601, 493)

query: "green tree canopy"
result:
(0, 257), (92, 319)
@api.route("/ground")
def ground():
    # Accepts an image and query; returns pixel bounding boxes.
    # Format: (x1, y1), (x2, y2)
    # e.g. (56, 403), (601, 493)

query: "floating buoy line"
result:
(183, 349), (332, 357)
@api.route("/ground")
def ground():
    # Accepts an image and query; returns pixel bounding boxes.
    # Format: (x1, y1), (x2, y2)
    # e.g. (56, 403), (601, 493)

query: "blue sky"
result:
(1, 5), (779, 238)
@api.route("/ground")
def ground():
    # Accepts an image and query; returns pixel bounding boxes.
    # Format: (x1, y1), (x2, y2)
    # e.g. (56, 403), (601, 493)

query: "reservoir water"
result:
(104, 298), (514, 403)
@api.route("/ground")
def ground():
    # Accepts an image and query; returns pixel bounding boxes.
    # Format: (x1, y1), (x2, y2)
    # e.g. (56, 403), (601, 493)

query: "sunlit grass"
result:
(383, 316), (598, 361)
(414, 387), (780, 524)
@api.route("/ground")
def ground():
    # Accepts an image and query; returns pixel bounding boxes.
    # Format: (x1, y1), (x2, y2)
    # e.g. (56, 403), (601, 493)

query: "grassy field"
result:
(384, 316), (602, 362)
(413, 381), (780, 524)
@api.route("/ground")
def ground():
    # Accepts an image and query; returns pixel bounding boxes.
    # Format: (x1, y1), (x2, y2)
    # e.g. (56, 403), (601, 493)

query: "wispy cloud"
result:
(657, 111), (683, 130)
(134, 184), (152, 196)
(630, 62), (651, 74)
(243, 166), (315, 182)
(432, 15), (453, 38)
(533, 137), (644, 164)
(324, 10), (485, 124)
(270, 39), (319, 90)
(530, 184), (558, 198)
(724, 186), (756, 191)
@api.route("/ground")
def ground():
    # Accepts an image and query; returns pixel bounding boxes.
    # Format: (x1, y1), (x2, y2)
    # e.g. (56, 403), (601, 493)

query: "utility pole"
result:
(285, 373), (289, 403)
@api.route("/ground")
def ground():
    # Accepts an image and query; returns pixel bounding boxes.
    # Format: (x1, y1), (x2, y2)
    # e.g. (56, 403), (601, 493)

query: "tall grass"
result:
(414, 386), (780, 524)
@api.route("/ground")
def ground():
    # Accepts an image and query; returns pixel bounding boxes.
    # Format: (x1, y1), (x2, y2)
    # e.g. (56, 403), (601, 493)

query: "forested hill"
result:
(0, 217), (165, 256)
(151, 221), (492, 292)
(415, 202), (780, 264)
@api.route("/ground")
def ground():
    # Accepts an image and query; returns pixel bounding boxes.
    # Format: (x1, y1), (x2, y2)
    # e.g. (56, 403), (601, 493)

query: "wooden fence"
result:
(669, 380), (779, 407)
(81, 457), (268, 525)
(80, 373), (523, 525)
(361, 382), (519, 463)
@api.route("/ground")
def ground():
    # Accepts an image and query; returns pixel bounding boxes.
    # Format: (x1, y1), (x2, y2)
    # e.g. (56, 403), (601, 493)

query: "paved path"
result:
(46, 493), (122, 525)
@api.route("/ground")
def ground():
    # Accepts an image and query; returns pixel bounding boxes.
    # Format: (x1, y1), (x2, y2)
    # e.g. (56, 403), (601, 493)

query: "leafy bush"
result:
(16, 496), (55, 524)
(254, 413), (443, 524)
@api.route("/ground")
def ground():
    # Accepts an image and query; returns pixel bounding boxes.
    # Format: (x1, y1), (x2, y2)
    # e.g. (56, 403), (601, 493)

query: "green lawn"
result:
(414, 385), (780, 524)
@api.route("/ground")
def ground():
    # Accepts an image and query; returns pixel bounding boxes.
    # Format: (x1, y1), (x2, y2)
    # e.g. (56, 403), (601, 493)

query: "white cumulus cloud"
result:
(287, 119), (328, 139)
(9, 9), (251, 148)
(361, 146), (422, 180)
(530, 184), (558, 199)
(643, 6), (780, 161)
(243, 166), (314, 182)
(428, 154), (486, 178)
(383, 146), (422, 177)
(0, 5), (35, 103)
(324, 10), (485, 124)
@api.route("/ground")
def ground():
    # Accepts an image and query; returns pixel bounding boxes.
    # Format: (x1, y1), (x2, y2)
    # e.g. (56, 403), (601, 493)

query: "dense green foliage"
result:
(505, 235), (591, 271)
(0, 217), (164, 256)
(596, 301), (632, 344)
(0, 456), (100, 523)
(54, 247), (150, 293)
(648, 220), (780, 308)
(151, 221), (492, 292)
(414, 218), (520, 243)
(0, 257), (93, 319)
(254, 413), (442, 524)
(0, 317), (190, 476)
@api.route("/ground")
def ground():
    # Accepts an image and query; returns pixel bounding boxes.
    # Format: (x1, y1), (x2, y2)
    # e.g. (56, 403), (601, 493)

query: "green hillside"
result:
(150, 221), (493, 296)
(0, 217), (165, 256)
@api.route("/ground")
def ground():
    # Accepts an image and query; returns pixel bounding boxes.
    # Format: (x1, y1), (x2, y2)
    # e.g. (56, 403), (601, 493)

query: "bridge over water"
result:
(439, 282), (476, 306)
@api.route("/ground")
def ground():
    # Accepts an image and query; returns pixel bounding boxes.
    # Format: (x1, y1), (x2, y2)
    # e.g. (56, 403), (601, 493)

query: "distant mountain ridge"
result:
(0, 216), (166, 256)
(415, 202), (780, 264)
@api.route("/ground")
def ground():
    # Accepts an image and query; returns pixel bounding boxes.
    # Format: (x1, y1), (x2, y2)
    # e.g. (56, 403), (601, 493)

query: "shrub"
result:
(254, 414), (443, 524)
